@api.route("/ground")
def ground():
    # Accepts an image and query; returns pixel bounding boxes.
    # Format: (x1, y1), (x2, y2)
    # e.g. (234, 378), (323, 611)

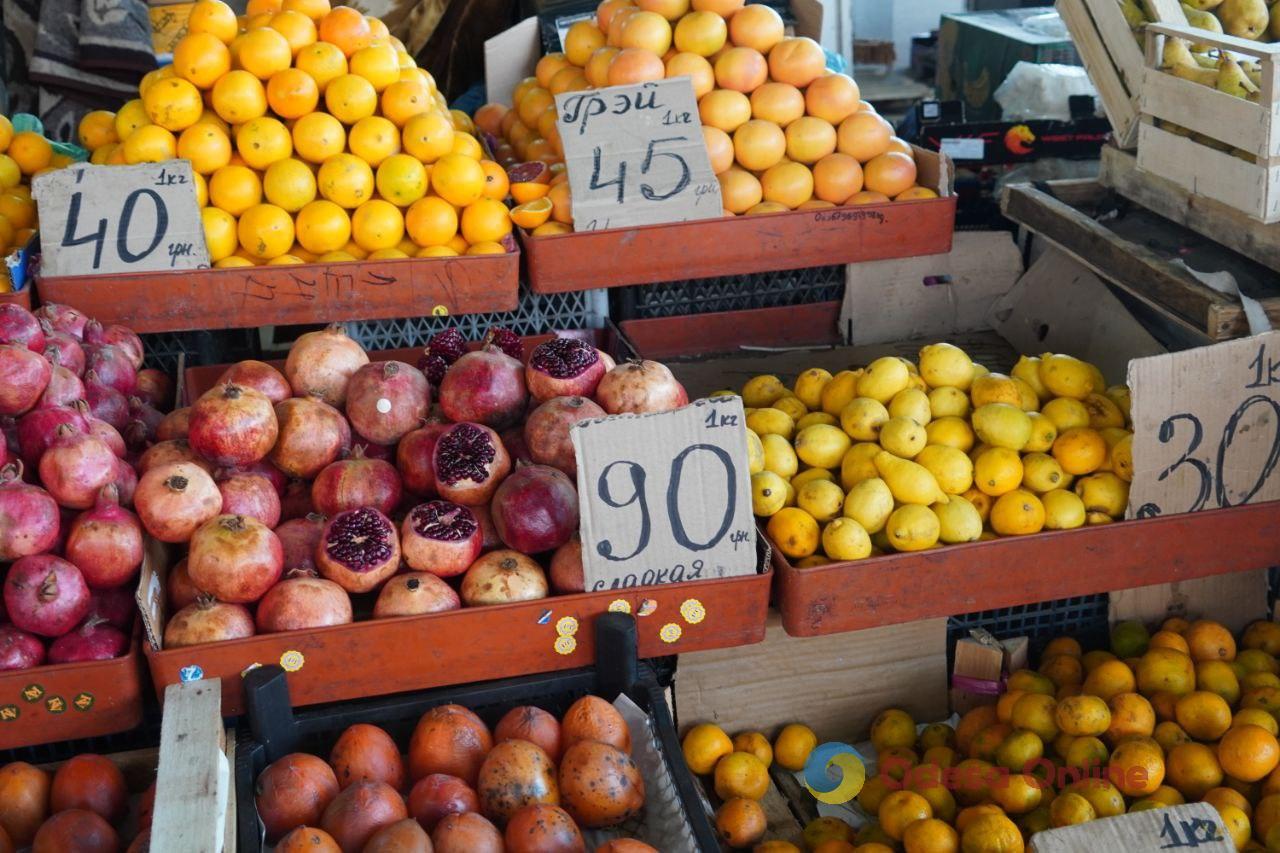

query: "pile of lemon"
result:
(78, 0), (514, 266)
(0, 117), (72, 289)
(737, 342), (1134, 563)
(473, 0), (937, 231)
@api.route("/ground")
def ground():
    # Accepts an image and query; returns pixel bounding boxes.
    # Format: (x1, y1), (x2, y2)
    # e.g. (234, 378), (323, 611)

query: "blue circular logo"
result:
(802, 741), (867, 804)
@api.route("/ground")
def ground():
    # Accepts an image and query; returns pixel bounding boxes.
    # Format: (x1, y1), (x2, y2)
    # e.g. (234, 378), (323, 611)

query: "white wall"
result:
(842, 0), (968, 69)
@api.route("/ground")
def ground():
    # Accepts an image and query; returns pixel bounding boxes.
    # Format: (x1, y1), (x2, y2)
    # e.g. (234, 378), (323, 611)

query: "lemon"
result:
(751, 471), (787, 516)
(1075, 472), (1128, 518)
(1011, 377), (1040, 411)
(745, 430), (764, 475)
(710, 389), (737, 397)
(879, 416), (927, 458)
(888, 387), (931, 426)
(1041, 397), (1090, 432)
(821, 369), (862, 416)
(915, 445), (974, 495)
(991, 489), (1046, 536)
(857, 356), (911, 403)
(963, 488), (993, 523)
(918, 343), (974, 390)
(874, 450), (949, 505)
(746, 407), (795, 440)
(972, 403), (1033, 451)
(1024, 412), (1058, 452)
(796, 412), (838, 431)
(928, 386), (970, 418)
(1083, 393), (1125, 430)
(822, 517), (872, 561)
(1042, 488), (1086, 530)
(843, 477), (894, 534)
(1086, 363), (1108, 398)
(773, 395), (808, 422)
(933, 495), (983, 543)
(766, 507), (820, 559)
(1039, 354), (1094, 399)
(974, 447), (1024, 497)
(742, 373), (789, 407)
(782, 480), (797, 507)
(840, 397), (889, 441)
(795, 423), (852, 469)
(1112, 434), (1134, 482)
(792, 468), (834, 488)
(925, 416), (975, 452)
(885, 504), (941, 552)
(971, 373), (1022, 407)
(1021, 453), (1066, 493)
(793, 367), (833, 410)
(972, 363), (990, 379)
(1012, 355), (1050, 400)
(797, 478), (844, 523)
(760, 433), (798, 478)
(1105, 385), (1132, 420)
(840, 442), (882, 490)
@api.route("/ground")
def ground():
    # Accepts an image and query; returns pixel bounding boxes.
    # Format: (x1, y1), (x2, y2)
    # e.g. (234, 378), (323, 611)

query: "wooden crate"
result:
(0, 288), (32, 311)
(1138, 23), (1280, 223)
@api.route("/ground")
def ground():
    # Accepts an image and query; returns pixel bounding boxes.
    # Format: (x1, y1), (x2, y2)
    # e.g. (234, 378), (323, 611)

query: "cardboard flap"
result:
(136, 537), (168, 651)
(1030, 802), (1230, 852)
(484, 17), (540, 106)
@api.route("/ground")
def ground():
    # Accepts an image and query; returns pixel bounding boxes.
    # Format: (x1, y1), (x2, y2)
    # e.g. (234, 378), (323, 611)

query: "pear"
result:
(1161, 37), (1198, 67)
(1121, 0), (1149, 27)
(1182, 0), (1225, 9)
(1217, 55), (1261, 98)
(1270, 0), (1280, 39)
(1179, 3), (1224, 52)
(1170, 59), (1220, 85)
(874, 450), (949, 507)
(1217, 0), (1269, 39)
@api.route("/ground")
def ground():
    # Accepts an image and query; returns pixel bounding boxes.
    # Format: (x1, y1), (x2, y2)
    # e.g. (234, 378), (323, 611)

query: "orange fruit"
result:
(608, 48), (666, 85)
(638, 0), (689, 21)
(531, 221), (571, 236)
(401, 111), (455, 163)
(5, 132), (49, 177)
(122, 125), (177, 164)
(510, 197), (553, 230)
(715, 751), (769, 800)
(1052, 428), (1107, 475)
(477, 160), (509, 201)
(246, 0), (282, 14)
(703, 125), (734, 174)
(516, 86), (554, 129)
(1109, 739), (1164, 797)
(351, 198), (405, 251)
(177, 123), (232, 174)
(325, 73), (378, 123)
(715, 797), (767, 848)
(714, 46), (768, 93)
(451, 131), (484, 160)
(291, 112), (345, 163)
(215, 255), (255, 268)
(236, 116), (292, 169)
(460, 198), (512, 244)
(283, 0), (330, 20)
(404, 196), (458, 247)
(0, 194), (31, 231)
(238, 202), (295, 259)
(806, 73), (861, 125)
(564, 20), (607, 66)
(263, 158), (317, 211)
(473, 103), (507, 137)
(673, 10), (727, 56)
(269, 9), (318, 54)
(863, 151), (918, 199)
(380, 80), (431, 127)
(347, 115), (400, 166)
(548, 66), (589, 95)
(375, 153), (428, 206)
(844, 191), (888, 205)
(785, 116), (837, 164)
(319, 5), (373, 56)
(294, 199), (351, 253)
(535, 52), (570, 88)
(837, 111), (893, 163)
(209, 164), (263, 215)
(619, 11), (673, 54)
(733, 120), (785, 172)
(960, 814), (1023, 853)
(366, 16), (389, 41)
(897, 186), (938, 201)
(691, 0), (743, 15)
(768, 37), (825, 88)
(295, 41), (348, 91)
(236, 27), (292, 79)
(584, 47), (621, 87)
(699, 88), (752, 132)
(547, 181), (573, 224)
(1174, 691), (1232, 741)
(665, 52), (715, 98)
(266, 254), (305, 264)
(143, 77), (204, 131)
(187, 0), (240, 44)
(266, 68), (320, 119)
(88, 143), (116, 165)
(416, 245), (456, 257)
(729, 3), (784, 52)
(760, 161), (813, 209)
(1219, 725), (1280, 782)
(430, 153), (485, 207)
(201, 206), (239, 261)
(350, 42), (400, 91)
(114, 99), (150, 141)
(1107, 693), (1156, 741)
(717, 166), (761, 214)
(1186, 621), (1236, 663)
(606, 7), (638, 46)
(78, 111), (118, 151)
(597, 0), (636, 33)
(317, 152), (374, 208)
(1244, 622), (1280, 656)
(1166, 742), (1223, 800)
(212, 71), (269, 124)
(465, 241), (507, 255)
(878, 790), (932, 840)
(173, 32), (232, 89)
(750, 81), (804, 125)
(901, 818), (957, 853)
(812, 152), (862, 203)
(683, 723), (734, 775)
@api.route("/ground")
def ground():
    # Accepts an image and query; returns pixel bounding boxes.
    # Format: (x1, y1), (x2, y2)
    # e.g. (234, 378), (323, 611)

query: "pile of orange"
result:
(0, 116), (71, 289)
(79, 0), (514, 266)
(474, 0), (937, 230)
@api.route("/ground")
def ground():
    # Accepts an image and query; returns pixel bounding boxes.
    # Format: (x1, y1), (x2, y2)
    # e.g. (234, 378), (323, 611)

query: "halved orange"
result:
(510, 181), (551, 203)
(510, 196), (553, 229)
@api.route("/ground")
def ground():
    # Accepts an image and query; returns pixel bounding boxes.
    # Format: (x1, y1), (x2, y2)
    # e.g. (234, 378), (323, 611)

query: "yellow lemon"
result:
(928, 386), (970, 419)
(760, 433), (798, 478)
(974, 447), (1024, 497)
(1106, 385), (1132, 420)
(1084, 393), (1125, 430)
(795, 423), (851, 468)
(857, 356), (911, 403)
(746, 407), (795, 440)
(792, 469), (834, 489)
(1075, 472), (1128, 519)
(918, 343), (974, 390)
(1012, 355), (1050, 401)
(972, 403), (1033, 451)
(888, 387), (931, 425)
(925, 416), (975, 452)
(767, 507), (820, 559)
(840, 397), (889, 441)
(1011, 377), (1040, 411)
(792, 367), (833, 409)
(796, 412), (838, 431)
(1042, 397), (1090, 432)
(1024, 412), (1058, 453)
(933, 495), (983, 543)
(990, 489), (1046, 536)
(915, 445), (974, 495)
(1021, 453), (1067, 494)
(797, 479), (844, 523)
(875, 451), (949, 505)
(885, 504), (940, 552)
(1112, 434), (1134, 482)
(840, 442), (882, 490)
(843, 477), (893, 534)
(773, 395), (808, 422)
(822, 517), (871, 561)
(970, 373), (1022, 408)
(751, 471), (787, 516)
(745, 430), (765, 474)
(1040, 354), (1096, 399)
(742, 373), (788, 407)
(821, 369), (862, 415)
(879, 416), (927, 459)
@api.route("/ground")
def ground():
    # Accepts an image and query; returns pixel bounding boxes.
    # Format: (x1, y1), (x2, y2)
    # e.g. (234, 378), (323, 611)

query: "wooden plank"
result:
(1081, 0), (1145, 91)
(1138, 123), (1279, 224)
(151, 679), (228, 853)
(1058, 0), (1139, 148)
(1140, 0), (1187, 22)
(1110, 570), (1269, 633)
(1140, 67), (1270, 157)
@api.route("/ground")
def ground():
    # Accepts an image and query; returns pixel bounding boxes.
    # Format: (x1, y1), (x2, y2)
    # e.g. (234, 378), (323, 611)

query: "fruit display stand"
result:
(234, 614), (718, 851)
(0, 286), (31, 312)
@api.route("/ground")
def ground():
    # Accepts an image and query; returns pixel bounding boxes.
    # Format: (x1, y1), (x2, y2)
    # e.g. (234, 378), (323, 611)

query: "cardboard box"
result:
(1029, 802), (1230, 852)
(150, 3), (192, 55)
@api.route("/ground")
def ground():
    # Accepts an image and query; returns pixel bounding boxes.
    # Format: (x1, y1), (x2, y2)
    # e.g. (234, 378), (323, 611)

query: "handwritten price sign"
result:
(1128, 332), (1280, 519)
(571, 397), (756, 592)
(33, 161), (210, 277)
(1029, 802), (1230, 852)
(555, 79), (722, 231)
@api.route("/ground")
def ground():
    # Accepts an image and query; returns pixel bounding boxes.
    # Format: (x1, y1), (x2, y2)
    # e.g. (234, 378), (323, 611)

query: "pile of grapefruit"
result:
(77, 0), (514, 267)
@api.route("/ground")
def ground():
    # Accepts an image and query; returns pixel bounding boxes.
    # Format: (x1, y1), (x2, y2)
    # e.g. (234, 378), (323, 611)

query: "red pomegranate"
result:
(549, 535), (585, 594)
(0, 624), (44, 670)
(491, 465), (579, 554)
(408, 774), (479, 831)
(16, 404), (88, 469)
(256, 570), (353, 633)
(595, 360), (688, 414)
(500, 426), (533, 467)
(111, 457), (137, 507)
(373, 572), (461, 618)
(87, 416), (126, 458)
(460, 550), (548, 606)
(4, 555), (91, 637)
(84, 344), (137, 396)
(48, 617), (128, 663)
(38, 425), (117, 510)
(401, 500), (482, 577)
(218, 359), (292, 404)
(270, 396), (352, 479)
(187, 383), (279, 467)
(163, 597), (255, 647)
(0, 304), (45, 352)
(167, 559), (203, 611)
(432, 423), (511, 506)
(35, 303), (88, 338)
(397, 423), (449, 497)
(138, 439), (213, 475)
(64, 485), (144, 589)
(0, 343), (51, 416)
(155, 407), (191, 441)
(524, 396), (605, 477)
(285, 324), (370, 407)
(438, 348), (528, 430)
(471, 502), (502, 552)
(526, 338), (607, 402)
(134, 368), (174, 409)
(316, 507), (402, 593)
(276, 514), (326, 572)
(233, 459), (288, 495)
(128, 395), (165, 441)
(346, 360), (430, 446)
(311, 446), (402, 516)
(87, 585), (136, 629)
(44, 327), (86, 376)
(84, 321), (144, 370)
(187, 514), (284, 603)
(37, 361), (85, 410)
(84, 371), (129, 430)
(216, 471), (282, 528)
(135, 461), (222, 542)
(281, 478), (317, 521)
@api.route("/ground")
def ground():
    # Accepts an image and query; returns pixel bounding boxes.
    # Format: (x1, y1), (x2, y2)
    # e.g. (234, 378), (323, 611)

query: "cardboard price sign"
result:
(572, 398), (756, 592)
(555, 79), (722, 231)
(33, 160), (210, 277)
(1028, 802), (1230, 852)
(1128, 331), (1280, 518)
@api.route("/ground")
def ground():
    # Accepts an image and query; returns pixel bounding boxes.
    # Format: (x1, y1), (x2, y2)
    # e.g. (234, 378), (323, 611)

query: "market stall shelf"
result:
(0, 287), (32, 312)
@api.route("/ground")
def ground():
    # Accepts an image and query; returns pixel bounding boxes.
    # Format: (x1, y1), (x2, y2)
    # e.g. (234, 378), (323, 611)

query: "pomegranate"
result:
(270, 396), (351, 479)
(549, 534), (584, 594)
(65, 485), (144, 588)
(216, 471), (282, 528)
(281, 478), (317, 521)
(84, 321), (144, 370)
(86, 413), (127, 458)
(37, 361), (85, 410)
(0, 344), (51, 416)
(346, 360), (430, 446)
(138, 439), (212, 474)
(472, 502), (502, 552)
(595, 360), (688, 414)
(316, 507), (401, 593)
(217, 359), (291, 404)
(167, 558), (203, 611)
(491, 465), (579, 554)
(311, 446), (402, 516)
(44, 328), (86, 376)
(38, 425), (117, 509)
(373, 572), (461, 618)
(285, 324), (370, 406)
(84, 371), (129, 430)
(276, 514), (326, 572)
(432, 423), (511, 506)
(84, 344), (137, 396)
(256, 569), (353, 633)
(420, 328), (468, 385)
(48, 617), (128, 663)
(17, 404), (87, 469)
(397, 423), (449, 496)
(353, 432), (395, 460)
(0, 304), (45, 351)
(35, 303), (88, 338)
(4, 555), (91, 636)
(128, 396), (165, 440)
(500, 426), (532, 466)
(460, 550), (548, 606)
(0, 624), (44, 670)
(163, 597), (254, 647)
(111, 458), (137, 507)
(188, 383), (279, 467)
(526, 338), (606, 402)
(134, 368), (173, 409)
(134, 461), (222, 542)
(87, 586), (136, 629)
(401, 500), (482, 577)
(524, 396), (605, 477)
(187, 514), (284, 603)
(155, 407), (190, 441)
(438, 347), (528, 429)
(234, 459), (288, 495)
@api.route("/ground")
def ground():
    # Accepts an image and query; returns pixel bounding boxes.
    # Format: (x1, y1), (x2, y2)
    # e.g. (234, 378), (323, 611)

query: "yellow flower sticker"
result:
(555, 616), (579, 637)
(279, 650), (305, 673)
(432, 305), (449, 316)
(659, 623), (683, 644)
(554, 636), (577, 655)
(608, 599), (632, 614)
(680, 598), (706, 625)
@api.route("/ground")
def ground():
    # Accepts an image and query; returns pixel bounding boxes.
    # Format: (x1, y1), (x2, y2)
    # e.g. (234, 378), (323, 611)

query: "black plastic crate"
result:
(947, 594), (1111, 665)
(611, 265), (845, 320)
(235, 614), (717, 852)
